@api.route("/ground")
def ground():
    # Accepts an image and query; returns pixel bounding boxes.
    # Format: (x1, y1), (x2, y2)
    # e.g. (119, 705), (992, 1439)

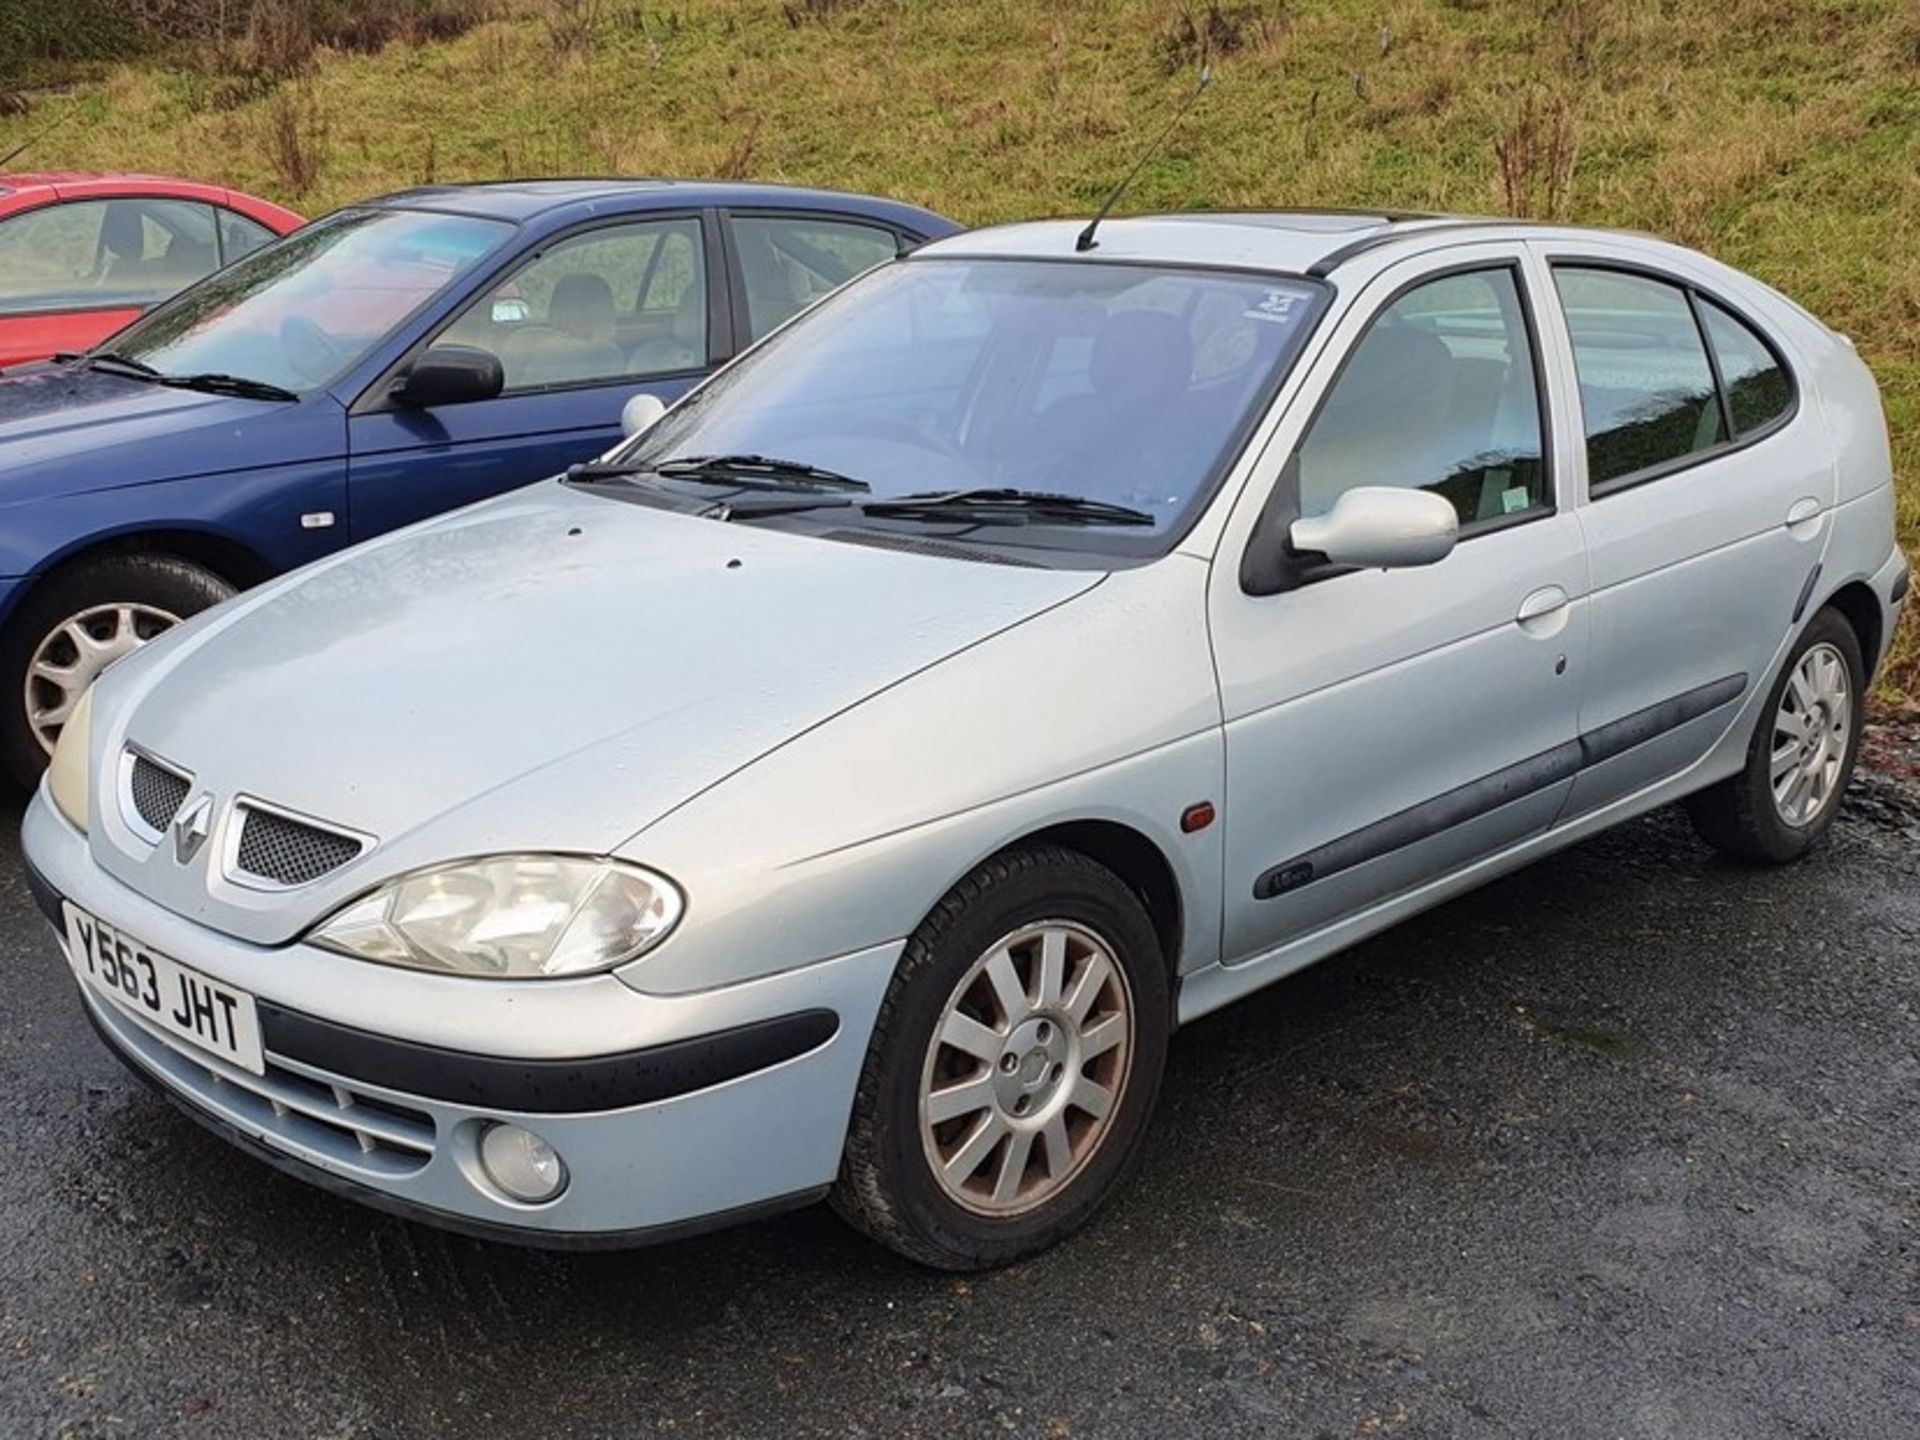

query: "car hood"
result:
(94, 482), (1102, 942)
(0, 364), (328, 506)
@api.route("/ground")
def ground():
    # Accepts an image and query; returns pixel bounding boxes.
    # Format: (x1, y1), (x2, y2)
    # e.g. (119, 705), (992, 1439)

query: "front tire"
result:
(832, 845), (1171, 1270)
(1, 553), (233, 789)
(1685, 606), (1865, 865)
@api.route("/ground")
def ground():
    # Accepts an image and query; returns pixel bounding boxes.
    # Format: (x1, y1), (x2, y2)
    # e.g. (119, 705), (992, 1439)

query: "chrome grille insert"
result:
(87, 992), (434, 1176)
(230, 802), (366, 888)
(122, 751), (193, 840)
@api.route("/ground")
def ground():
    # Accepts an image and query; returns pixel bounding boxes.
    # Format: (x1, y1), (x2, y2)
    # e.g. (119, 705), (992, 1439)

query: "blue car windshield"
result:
(619, 257), (1326, 548)
(102, 208), (513, 394)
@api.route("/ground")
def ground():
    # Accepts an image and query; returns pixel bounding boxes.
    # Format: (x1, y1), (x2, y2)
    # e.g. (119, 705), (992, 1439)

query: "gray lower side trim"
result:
(1254, 672), (1749, 899)
(1893, 564), (1911, 605)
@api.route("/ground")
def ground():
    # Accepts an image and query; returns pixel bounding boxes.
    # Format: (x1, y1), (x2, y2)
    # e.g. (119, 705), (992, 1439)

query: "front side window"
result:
(1297, 267), (1548, 526)
(435, 216), (707, 391)
(102, 207), (513, 393)
(731, 214), (901, 340)
(0, 198), (221, 315)
(1555, 267), (1727, 487)
(615, 258), (1326, 554)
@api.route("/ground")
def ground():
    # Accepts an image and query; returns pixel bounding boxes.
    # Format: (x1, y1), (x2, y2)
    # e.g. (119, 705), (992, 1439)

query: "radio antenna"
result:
(0, 111), (69, 170)
(1075, 65), (1213, 253)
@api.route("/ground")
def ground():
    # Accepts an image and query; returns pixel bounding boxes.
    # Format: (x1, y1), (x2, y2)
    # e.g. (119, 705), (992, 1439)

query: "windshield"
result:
(98, 207), (514, 393)
(616, 258), (1326, 551)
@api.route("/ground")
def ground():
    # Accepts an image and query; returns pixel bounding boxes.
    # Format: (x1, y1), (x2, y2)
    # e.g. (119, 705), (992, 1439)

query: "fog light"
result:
(478, 1123), (568, 1204)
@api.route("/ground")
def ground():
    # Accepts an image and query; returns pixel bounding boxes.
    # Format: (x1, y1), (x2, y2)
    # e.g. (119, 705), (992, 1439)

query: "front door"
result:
(1211, 250), (1589, 964)
(344, 212), (719, 540)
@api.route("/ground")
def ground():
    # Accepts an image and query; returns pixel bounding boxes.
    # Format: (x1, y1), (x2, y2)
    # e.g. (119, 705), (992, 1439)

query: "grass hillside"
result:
(3, 0), (1916, 688)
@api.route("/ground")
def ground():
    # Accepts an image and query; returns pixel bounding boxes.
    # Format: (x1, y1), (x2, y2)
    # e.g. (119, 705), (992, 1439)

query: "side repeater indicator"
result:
(1180, 801), (1216, 834)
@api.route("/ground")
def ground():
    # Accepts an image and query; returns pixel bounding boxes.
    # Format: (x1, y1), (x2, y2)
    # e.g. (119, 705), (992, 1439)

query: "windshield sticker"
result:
(1243, 290), (1300, 325)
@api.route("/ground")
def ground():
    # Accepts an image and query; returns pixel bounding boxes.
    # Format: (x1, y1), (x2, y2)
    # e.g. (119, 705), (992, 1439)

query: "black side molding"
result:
(259, 1003), (840, 1115)
(1791, 564), (1823, 625)
(1254, 673), (1749, 900)
(1577, 673), (1748, 771)
(1254, 741), (1581, 899)
(1893, 565), (1911, 605)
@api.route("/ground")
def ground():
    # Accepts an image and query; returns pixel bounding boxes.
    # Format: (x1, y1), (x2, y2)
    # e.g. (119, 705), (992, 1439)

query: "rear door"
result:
(1529, 243), (1825, 817)
(720, 209), (911, 348)
(1211, 246), (1590, 963)
(344, 211), (724, 540)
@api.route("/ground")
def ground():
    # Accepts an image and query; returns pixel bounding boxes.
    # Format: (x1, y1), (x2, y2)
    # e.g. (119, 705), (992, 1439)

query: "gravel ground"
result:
(0, 764), (1915, 1439)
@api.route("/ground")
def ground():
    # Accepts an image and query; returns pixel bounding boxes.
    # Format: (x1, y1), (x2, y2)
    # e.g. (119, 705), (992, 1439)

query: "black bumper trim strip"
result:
(1254, 672), (1749, 900)
(22, 849), (64, 930)
(257, 1003), (840, 1115)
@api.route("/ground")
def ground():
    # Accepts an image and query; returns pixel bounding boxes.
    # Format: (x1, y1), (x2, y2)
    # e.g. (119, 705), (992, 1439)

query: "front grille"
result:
(233, 805), (364, 887)
(128, 754), (192, 833)
(89, 993), (435, 1176)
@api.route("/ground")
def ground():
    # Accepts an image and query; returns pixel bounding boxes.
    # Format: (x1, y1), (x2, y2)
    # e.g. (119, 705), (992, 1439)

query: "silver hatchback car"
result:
(23, 212), (1908, 1269)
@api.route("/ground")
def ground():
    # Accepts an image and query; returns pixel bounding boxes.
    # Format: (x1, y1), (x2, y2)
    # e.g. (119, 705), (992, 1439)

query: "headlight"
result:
(310, 855), (682, 979)
(47, 684), (93, 833)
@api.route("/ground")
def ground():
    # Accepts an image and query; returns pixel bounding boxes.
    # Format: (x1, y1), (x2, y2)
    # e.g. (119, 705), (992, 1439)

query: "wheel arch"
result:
(3, 528), (271, 630)
(980, 819), (1185, 984)
(1821, 579), (1885, 677)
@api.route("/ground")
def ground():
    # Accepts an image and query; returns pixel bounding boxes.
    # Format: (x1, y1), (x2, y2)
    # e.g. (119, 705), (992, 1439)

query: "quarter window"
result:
(435, 217), (708, 392)
(1297, 267), (1548, 527)
(1555, 267), (1727, 486)
(217, 209), (279, 265)
(1698, 298), (1792, 435)
(730, 215), (900, 340)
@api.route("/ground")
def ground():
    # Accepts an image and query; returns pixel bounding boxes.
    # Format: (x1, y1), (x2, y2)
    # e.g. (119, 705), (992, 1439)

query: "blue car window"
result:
(102, 208), (515, 394)
(434, 216), (707, 391)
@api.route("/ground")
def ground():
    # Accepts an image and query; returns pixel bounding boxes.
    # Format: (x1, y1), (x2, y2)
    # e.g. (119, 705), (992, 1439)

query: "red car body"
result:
(0, 173), (303, 368)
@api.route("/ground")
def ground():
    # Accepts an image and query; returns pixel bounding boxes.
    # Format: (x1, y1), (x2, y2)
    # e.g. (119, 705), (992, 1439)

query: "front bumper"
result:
(22, 790), (900, 1244)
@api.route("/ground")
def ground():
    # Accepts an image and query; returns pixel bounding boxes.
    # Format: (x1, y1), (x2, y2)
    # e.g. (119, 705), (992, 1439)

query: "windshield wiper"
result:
(860, 488), (1156, 528)
(82, 350), (162, 380)
(155, 371), (299, 402)
(651, 453), (871, 493)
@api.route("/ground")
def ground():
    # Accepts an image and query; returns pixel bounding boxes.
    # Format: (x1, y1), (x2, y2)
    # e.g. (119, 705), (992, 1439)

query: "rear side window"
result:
(1297, 266), (1549, 527)
(1555, 267), (1726, 487)
(730, 215), (901, 341)
(1698, 298), (1792, 435)
(0, 197), (221, 314)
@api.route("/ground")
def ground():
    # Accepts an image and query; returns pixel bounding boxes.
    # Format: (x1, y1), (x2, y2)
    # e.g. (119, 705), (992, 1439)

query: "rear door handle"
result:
(1785, 497), (1824, 537)
(1516, 584), (1570, 637)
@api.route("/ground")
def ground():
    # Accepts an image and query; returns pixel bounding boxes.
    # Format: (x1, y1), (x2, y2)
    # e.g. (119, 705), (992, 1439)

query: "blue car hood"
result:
(0, 364), (341, 507)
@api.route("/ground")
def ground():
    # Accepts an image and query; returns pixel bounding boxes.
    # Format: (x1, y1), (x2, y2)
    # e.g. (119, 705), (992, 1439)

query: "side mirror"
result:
(1288, 487), (1458, 571)
(621, 392), (668, 438)
(394, 345), (504, 409)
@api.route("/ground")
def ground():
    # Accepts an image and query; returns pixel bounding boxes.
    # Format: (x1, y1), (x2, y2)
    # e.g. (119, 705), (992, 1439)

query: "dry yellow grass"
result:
(5, 0), (1916, 687)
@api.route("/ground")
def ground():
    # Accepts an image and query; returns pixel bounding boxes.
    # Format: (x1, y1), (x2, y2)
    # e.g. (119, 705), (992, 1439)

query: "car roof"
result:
(916, 211), (1657, 278)
(0, 171), (223, 198)
(356, 178), (956, 235)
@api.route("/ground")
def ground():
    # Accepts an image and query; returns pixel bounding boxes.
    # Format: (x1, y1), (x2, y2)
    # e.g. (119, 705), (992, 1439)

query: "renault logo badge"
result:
(173, 795), (213, 864)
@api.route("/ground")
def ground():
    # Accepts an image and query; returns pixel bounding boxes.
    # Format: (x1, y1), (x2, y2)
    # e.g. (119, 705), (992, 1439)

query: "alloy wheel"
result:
(918, 920), (1134, 1216)
(23, 602), (180, 755)
(1770, 640), (1851, 827)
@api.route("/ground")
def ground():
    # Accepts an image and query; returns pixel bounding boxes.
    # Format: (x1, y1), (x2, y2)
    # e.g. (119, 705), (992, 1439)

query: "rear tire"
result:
(1, 553), (233, 790)
(832, 845), (1170, 1270)
(1685, 606), (1864, 866)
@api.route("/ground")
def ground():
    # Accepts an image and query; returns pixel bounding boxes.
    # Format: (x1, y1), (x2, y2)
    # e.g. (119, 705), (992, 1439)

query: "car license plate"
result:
(63, 902), (265, 1076)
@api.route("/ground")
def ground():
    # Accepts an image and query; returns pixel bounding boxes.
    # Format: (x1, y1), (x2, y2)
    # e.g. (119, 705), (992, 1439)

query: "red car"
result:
(0, 173), (303, 368)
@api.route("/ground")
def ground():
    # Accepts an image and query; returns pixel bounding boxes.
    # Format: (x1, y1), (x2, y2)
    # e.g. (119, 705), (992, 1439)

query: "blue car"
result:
(0, 179), (959, 785)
